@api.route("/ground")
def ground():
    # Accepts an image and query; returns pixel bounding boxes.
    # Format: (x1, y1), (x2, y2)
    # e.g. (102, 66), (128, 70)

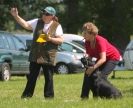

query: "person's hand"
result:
(10, 8), (18, 17)
(46, 34), (52, 41)
(85, 66), (95, 76)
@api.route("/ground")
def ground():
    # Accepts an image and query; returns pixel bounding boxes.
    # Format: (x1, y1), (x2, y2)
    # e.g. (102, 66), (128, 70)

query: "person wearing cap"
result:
(80, 22), (122, 99)
(10, 6), (63, 99)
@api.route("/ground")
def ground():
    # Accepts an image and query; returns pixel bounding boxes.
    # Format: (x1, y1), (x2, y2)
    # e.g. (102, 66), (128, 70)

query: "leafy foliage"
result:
(0, 0), (133, 50)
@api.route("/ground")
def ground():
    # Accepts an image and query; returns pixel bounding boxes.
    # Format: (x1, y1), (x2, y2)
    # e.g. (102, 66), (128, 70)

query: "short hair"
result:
(82, 22), (98, 35)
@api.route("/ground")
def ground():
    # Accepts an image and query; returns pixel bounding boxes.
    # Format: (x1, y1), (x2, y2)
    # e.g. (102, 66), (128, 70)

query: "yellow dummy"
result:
(36, 33), (48, 43)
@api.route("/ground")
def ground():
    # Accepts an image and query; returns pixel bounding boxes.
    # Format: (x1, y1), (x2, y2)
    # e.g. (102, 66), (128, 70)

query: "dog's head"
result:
(81, 57), (94, 68)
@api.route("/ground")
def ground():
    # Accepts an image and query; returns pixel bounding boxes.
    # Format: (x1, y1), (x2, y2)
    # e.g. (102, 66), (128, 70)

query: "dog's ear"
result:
(81, 57), (88, 67)
(81, 57), (86, 64)
(81, 57), (96, 68)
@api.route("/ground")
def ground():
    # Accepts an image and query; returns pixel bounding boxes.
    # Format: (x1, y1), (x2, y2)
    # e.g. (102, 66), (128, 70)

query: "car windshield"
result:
(71, 41), (85, 49)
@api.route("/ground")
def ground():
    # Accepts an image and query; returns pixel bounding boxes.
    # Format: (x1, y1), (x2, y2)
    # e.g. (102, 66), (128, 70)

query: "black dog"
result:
(81, 57), (122, 99)
(91, 72), (122, 99)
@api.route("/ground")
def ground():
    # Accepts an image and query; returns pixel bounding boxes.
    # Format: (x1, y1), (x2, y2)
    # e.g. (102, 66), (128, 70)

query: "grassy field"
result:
(0, 71), (133, 108)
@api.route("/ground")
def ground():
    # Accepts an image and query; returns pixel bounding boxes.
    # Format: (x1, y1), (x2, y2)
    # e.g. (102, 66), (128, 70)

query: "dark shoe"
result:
(45, 96), (54, 100)
(21, 95), (32, 99)
(81, 96), (88, 100)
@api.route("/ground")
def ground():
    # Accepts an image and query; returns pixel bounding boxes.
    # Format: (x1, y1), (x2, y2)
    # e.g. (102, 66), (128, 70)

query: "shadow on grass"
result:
(9, 76), (27, 82)
(110, 76), (133, 80)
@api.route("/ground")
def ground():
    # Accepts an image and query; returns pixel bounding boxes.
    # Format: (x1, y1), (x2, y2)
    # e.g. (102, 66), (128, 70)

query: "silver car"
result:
(55, 41), (85, 74)
(15, 34), (85, 74)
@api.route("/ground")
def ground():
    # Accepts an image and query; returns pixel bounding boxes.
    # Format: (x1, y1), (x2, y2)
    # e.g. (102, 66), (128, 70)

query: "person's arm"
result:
(93, 52), (106, 69)
(47, 35), (64, 45)
(86, 52), (106, 76)
(47, 24), (64, 44)
(10, 8), (32, 30)
(93, 36), (107, 69)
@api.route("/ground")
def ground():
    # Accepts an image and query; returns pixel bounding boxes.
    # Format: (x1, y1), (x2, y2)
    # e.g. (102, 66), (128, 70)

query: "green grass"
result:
(0, 71), (133, 108)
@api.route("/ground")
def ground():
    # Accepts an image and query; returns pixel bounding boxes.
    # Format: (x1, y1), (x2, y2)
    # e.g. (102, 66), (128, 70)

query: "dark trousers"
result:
(81, 60), (119, 98)
(21, 62), (54, 98)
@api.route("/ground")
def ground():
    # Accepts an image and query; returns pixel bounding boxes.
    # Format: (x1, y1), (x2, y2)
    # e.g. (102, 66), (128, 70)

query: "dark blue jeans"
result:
(80, 60), (119, 98)
(21, 62), (54, 98)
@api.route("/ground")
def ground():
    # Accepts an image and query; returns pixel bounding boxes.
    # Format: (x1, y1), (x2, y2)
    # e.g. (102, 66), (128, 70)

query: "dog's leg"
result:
(81, 74), (92, 99)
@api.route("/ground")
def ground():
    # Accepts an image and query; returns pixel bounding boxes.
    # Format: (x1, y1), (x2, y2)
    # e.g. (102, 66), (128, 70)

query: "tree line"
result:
(0, 0), (133, 52)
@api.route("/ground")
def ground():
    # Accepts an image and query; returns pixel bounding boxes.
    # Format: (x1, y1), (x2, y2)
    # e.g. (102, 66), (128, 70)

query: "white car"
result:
(123, 40), (133, 70)
(63, 33), (84, 42)
(63, 33), (85, 48)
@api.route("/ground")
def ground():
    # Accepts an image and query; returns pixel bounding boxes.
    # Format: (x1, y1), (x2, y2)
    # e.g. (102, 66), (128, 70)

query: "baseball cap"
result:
(42, 6), (56, 16)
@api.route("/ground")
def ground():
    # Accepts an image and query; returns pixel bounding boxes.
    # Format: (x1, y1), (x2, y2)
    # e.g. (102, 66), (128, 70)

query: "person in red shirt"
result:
(81, 22), (122, 99)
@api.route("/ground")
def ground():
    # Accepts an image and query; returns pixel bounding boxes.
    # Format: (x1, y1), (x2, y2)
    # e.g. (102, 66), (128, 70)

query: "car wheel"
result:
(55, 63), (69, 74)
(0, 63), (11, 81)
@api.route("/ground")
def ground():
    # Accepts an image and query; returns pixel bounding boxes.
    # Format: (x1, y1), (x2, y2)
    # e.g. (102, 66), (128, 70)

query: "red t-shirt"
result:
(85, 35), (121, 61)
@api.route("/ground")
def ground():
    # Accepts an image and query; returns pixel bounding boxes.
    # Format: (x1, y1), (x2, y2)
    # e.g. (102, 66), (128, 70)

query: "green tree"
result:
(63, 0), (133, 50)
(95, 0), (133, 50)
(1, 0), (133, 50)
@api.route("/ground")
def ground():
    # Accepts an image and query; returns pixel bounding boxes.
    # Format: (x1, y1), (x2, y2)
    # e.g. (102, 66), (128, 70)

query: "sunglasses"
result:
(82, 31), (92, 35)
(41, 11), (52, 16)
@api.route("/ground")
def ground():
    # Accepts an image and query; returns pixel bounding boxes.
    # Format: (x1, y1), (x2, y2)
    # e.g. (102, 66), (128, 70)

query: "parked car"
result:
(0, 32), (86, 81)
(0, 31), (29, 81)
(63, 33), (83, 41)
(123, 40), (133, 70)
(55, 41), (85, 74)
(63, 33), (85, 48)
(15, 34), (85, 74)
